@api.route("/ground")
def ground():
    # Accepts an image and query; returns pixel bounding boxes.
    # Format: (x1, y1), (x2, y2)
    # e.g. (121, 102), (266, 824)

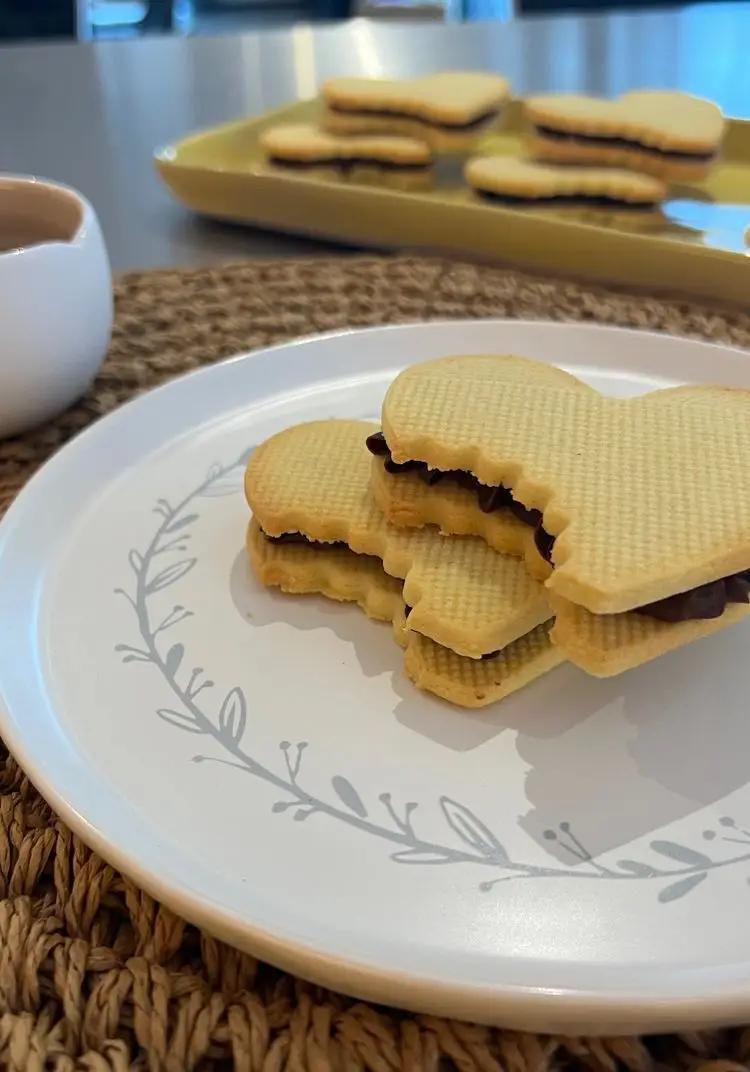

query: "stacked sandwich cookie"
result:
(260, 124), (435, 190)
(244, 420), (563, 708)
(524, 90), (725, 183)
(372, 354), (750, 676)
(321, 72), (511, 153)
(246, 354), (750, 705)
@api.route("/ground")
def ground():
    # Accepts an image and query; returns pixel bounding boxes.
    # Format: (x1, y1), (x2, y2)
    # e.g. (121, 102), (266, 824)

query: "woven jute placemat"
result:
(1, 255), (750, 1072)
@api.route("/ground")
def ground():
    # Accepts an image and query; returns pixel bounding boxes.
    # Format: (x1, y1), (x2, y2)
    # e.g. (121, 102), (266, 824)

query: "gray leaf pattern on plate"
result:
(114, 451), (750, 902)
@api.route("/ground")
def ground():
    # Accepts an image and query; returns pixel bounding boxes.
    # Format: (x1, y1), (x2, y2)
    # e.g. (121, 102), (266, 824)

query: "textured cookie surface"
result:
(550, 595), (750, 677)
(371, 452), (750, 675)
(245, 419), (550, 658)
(247, 520), (562, 707)
(369, 454), (551, 581)
(260, 124), (432, 164)
(525, 90), (724, 152)
(381, 355), (750, 615)
(322, 72), (510, 125)
(465, 156), (666, 204)
(370, 354), (589, 578)
(247, 518), (405, 632)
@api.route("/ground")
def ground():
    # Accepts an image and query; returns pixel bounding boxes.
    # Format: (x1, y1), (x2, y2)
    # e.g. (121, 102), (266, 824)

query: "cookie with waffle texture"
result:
(380, 354), (750, 675)
(550, 593), (750, 677)
(367, 356), (590, 580)
(369, 449), (550, 581)
(245, 419), (550, 659)
(247, 520), (561, 707)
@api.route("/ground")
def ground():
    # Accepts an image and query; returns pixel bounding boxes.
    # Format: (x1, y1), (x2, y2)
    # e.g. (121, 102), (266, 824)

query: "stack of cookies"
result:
(465, 90), (725, 210)
(245, 418), (562, 708)
(260, 71), (511, 189)
(245, 354), (750, 708)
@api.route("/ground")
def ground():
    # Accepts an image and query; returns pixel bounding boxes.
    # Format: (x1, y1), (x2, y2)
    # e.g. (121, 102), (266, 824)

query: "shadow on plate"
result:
(513, 623), (750, 859)
(228, 547), (398, 679)
(230, 545), (750, 862)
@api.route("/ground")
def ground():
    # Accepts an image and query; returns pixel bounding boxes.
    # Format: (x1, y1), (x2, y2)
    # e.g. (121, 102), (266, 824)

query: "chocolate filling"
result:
(366, 431), (750, 623)
(477, 190), (657, 211)
(264, 531), (350, 550)
(328, 104), (499, 132)
(533, 125), (716, 163)
(639, 574), (750, 622)
(269, 156), (431, 173)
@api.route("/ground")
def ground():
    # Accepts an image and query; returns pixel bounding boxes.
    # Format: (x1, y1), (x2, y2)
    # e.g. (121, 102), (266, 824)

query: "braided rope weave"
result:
(1, 256), (749, 1071)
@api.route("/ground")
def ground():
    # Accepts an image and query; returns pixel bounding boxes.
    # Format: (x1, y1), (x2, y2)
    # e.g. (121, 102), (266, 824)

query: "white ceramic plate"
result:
(2, 320), (750, 1036)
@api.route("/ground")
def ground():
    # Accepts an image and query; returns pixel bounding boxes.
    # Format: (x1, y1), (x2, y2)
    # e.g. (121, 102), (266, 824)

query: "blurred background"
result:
(3, 0), (745, 271)
(2, 0), (740, 40)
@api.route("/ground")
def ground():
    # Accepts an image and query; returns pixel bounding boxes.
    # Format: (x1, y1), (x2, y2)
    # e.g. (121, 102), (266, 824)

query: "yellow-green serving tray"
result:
(156, 99), (750, 304)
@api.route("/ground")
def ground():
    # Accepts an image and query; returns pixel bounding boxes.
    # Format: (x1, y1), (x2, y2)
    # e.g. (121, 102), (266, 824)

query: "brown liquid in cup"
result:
(0, 184), (82, 252)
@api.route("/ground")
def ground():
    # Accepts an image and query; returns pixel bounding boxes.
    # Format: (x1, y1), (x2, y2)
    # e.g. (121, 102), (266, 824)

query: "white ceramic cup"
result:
(0, 176), (113, 438)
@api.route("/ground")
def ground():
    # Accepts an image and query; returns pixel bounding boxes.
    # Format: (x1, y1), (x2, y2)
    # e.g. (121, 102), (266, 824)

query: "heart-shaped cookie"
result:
(381, 354), (750, 675)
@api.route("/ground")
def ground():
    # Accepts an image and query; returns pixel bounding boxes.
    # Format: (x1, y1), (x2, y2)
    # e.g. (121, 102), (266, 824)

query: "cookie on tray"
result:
(247, 520), (561, 708)
(379, 354), (750, 676)
(524, 90), (724, 182)
(260, 123), (434, 190)
(465, 156), (666, 209)
(321, 72), (510, 153)
(245, 419), (552, 661)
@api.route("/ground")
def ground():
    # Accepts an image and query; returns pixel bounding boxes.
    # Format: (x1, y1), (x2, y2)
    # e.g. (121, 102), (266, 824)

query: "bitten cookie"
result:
(247, 520), (561, 708)
(379, 354), (750, 676)
(260, 123), (434, 190)
(245, 419), (552, 660)
(321, 72), (510, 153)
(465, 156), (666, 209)
(368, 448), (550, 581)
(367, 356), (592, 581)
(524, 90), (724, 182)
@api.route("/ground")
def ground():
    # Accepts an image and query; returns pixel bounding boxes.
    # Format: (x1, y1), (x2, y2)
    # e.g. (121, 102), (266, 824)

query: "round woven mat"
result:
(1, 255), (750, 1071)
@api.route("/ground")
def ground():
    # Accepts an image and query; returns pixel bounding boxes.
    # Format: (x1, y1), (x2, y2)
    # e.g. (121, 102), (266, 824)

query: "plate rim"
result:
(2, 317), (750, 1035)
